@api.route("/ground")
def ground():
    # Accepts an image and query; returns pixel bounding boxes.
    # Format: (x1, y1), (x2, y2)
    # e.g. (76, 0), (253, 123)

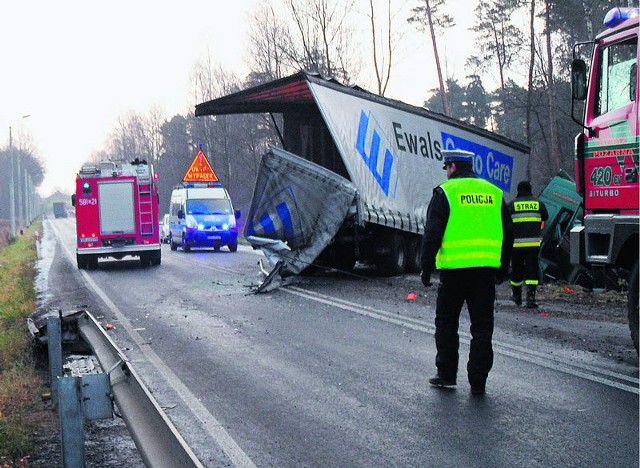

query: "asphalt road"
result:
(36, 217), (639, 467)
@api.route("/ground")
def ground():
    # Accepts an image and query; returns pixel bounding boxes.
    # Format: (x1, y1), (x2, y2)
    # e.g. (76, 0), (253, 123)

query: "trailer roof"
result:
(195, 71), (529, 153)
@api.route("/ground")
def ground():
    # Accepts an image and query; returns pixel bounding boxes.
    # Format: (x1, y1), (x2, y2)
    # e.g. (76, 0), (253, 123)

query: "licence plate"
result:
(208, 235), (222, 240)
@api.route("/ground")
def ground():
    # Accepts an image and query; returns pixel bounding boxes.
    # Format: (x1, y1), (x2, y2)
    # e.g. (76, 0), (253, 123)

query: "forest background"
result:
(0, 0), (635, 219)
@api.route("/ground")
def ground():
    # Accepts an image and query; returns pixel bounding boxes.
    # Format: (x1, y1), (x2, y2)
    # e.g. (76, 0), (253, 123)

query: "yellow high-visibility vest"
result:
(436, 178), (504, 269)
(511, 199), (543, 248)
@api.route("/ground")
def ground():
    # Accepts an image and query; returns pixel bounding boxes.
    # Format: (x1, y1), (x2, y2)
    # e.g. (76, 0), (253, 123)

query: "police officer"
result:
(508, 180), (549, 308)
(420, 150), (513, 395)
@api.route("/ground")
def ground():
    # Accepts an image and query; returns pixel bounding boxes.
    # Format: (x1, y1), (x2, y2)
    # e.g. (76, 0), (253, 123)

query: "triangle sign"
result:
(183, 149), (219, 182)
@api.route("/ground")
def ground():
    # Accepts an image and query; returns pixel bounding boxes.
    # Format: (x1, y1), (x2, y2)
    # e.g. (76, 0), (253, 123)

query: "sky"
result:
(0, 0), (479, 197)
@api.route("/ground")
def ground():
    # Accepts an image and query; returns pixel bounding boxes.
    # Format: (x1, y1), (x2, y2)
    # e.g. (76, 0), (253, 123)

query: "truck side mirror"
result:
(571, 59), (588, 101)
(630, 63), (636, 102)
(71, 194), (76, 207)
(235, 210), (241, 220)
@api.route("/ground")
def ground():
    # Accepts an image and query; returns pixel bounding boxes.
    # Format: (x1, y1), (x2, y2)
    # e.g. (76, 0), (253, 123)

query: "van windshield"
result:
(186, 199), (232, 215)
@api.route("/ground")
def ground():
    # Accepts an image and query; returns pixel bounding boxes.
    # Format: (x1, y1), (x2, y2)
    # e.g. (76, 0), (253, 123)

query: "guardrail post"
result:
(47, 315), (62, 403)
(59, 376), (85, 468)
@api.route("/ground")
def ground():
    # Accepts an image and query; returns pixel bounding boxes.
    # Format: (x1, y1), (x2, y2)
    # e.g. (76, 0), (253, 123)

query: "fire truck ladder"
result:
(138, 182), (154, 236)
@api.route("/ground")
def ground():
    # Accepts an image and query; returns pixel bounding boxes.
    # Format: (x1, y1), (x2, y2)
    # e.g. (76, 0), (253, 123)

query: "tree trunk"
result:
(424, 0), (450, 115)
(525, 0), (536, 180)
(544, 0), (561, 173)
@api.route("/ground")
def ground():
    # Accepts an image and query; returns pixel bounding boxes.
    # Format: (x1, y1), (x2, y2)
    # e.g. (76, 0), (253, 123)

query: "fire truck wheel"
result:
(170, 235), (178, 251)
(628, 261), (639, 354)
(228, 242), (238, 252)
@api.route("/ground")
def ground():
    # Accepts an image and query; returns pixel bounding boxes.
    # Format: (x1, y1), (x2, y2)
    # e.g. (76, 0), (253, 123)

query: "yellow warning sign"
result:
(183, 149), (219, 182)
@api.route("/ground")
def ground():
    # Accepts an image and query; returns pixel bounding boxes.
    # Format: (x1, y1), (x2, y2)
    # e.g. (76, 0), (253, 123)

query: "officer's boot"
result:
(525, 285), (538, 309)
(510, 285), (522, 306)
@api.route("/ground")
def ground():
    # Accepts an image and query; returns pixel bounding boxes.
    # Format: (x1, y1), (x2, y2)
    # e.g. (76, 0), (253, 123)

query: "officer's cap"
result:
(442, 150), (474, 169)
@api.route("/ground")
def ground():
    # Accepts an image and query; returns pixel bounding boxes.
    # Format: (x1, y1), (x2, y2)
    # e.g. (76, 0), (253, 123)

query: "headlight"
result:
(228, 214), (236, 228)
(186, 219), (198, 229)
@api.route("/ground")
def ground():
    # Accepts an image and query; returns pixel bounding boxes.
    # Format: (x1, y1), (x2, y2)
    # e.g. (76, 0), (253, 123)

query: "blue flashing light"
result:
(603, 7), (639, 28)
(183, 182), (223, 188)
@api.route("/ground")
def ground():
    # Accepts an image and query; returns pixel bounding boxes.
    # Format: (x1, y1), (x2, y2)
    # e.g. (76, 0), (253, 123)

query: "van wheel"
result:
(228, 242), (238, 252)
(170, 235), (178, 251)
(628, 261), (639, 354)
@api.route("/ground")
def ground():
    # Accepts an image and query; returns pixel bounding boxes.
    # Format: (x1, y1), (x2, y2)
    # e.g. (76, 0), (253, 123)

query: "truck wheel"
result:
(151, 251), (161, 266)
(170, 235), (178, 251)
(375, 231), (406, 276)
(628, 261), (639, 354)
(405, 236), (422, 274)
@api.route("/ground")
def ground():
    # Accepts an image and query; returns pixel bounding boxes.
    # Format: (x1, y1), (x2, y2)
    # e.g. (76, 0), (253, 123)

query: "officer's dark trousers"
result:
(434, 267), (495, 386)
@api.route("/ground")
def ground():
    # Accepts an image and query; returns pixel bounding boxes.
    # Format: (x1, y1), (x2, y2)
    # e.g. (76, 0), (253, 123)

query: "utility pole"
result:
(8, 126), (16, 239)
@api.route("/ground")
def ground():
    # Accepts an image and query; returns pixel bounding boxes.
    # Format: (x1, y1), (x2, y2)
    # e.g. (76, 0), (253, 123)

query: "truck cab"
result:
(570, 7), (639, 352)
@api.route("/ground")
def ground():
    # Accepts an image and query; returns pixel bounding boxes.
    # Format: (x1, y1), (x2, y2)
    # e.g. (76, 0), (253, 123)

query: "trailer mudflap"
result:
(246, 147), (358, 288)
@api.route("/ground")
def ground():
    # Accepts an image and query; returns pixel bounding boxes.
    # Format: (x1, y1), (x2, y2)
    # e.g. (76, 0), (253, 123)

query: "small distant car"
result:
(160, 214), (171, 244)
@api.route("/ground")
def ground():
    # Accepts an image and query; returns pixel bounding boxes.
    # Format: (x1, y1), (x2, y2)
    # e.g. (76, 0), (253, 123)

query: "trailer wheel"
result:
(405, 236), (422, 274)
(628, 261), (639, 354)
(170, 235), (178, 251)
(374, 231), (406, 276)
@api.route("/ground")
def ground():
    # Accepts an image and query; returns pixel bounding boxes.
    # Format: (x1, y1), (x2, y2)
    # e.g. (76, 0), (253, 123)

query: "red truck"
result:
(71, 159), (161, 269)
(570, 7), (639, 352)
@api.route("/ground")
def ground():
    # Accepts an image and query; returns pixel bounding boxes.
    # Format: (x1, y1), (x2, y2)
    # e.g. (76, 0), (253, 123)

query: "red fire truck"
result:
(570, 7), (639, 352)
(71, 158), (161, 269)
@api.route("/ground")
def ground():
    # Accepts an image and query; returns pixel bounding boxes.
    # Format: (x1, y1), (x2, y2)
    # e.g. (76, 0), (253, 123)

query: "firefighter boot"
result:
(510, 285), (522, 306)
(525, 285), (538, 309)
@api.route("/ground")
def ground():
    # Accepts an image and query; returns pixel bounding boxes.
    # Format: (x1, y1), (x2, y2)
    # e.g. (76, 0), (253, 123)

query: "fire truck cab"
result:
(72, 159), (161, 269)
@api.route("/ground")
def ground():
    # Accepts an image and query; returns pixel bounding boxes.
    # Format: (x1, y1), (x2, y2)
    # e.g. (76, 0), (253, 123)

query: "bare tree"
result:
(285, 0), (357, 81)
(247, 3), (295, 80)
(367, 0), (393, 95)
(408, 0), (454, 115)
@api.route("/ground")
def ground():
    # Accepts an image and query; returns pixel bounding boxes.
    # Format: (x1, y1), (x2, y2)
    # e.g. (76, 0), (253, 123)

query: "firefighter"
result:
(508, 180), (549, 308)
(420, 150), (512, 395)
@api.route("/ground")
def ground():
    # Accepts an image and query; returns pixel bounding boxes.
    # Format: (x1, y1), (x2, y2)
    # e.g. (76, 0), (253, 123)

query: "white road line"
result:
(284, 285), (639, 395)
(47, 220), (257, 468)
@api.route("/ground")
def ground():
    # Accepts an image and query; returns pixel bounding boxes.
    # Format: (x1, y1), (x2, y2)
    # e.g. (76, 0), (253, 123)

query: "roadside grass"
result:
(0, 223), (46, 467)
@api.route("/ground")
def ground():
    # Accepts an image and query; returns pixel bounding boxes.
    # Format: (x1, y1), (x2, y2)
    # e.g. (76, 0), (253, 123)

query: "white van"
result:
(168, 183), (240, 252)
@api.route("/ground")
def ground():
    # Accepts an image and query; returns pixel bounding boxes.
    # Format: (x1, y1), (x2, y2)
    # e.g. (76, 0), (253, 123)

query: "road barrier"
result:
(47, 311), (204, 468)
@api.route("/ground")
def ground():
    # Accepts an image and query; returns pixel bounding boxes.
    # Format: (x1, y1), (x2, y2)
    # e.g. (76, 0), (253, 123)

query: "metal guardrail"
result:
(76, 311), (204, 468)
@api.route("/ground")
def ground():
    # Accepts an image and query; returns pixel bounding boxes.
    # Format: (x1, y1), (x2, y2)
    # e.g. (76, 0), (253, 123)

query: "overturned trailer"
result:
(196, 72), (530, 280)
